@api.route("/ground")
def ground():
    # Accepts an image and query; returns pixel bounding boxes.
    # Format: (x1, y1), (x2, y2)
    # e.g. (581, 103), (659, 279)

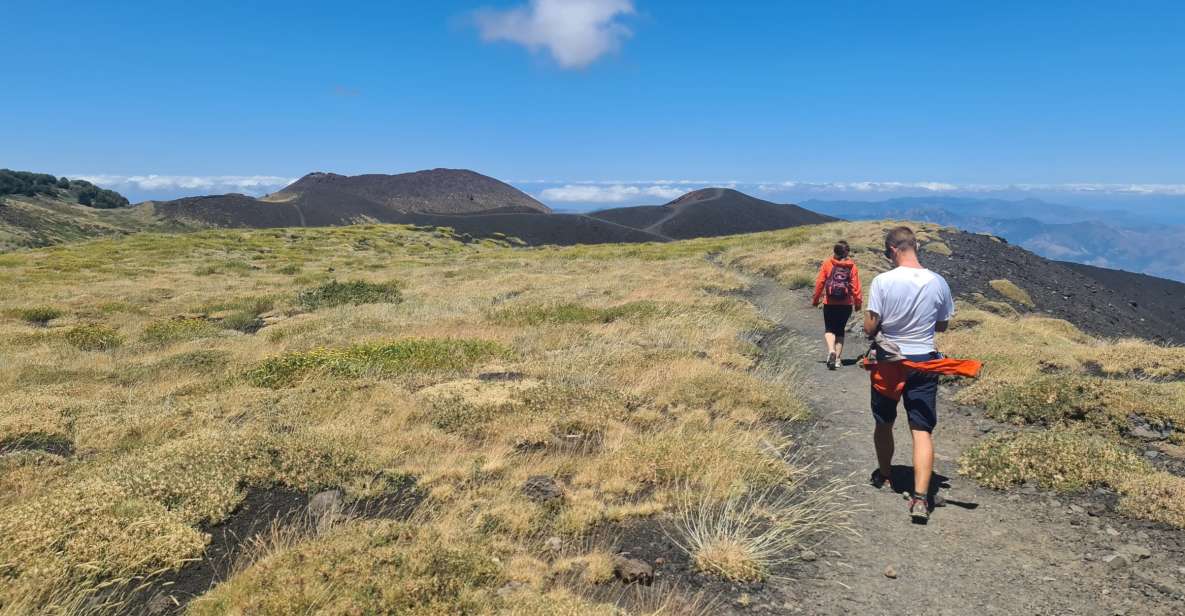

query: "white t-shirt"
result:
(867, 266), (955, 355)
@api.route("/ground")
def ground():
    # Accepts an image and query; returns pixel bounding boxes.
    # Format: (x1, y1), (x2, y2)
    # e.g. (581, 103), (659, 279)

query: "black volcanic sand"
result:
(934, 230), (1185, 342)
(120, 479), (422, 615)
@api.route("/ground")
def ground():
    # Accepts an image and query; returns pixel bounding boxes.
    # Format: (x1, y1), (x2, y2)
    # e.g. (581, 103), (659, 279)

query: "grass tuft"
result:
(989, 279), (1034, 307)
(670, 472), (851, 582)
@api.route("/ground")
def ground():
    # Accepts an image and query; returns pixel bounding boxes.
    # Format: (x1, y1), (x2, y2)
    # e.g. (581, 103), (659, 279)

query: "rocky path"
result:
(741, 276), (1185, 616)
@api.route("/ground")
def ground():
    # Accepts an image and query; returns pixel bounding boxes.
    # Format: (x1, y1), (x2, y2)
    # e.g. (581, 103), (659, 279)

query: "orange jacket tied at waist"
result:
(860, 336), (982, 401)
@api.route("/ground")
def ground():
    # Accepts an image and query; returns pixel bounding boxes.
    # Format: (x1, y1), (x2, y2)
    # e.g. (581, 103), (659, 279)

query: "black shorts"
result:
(822, 304), (853, 336)
(871, 352), (941, 432)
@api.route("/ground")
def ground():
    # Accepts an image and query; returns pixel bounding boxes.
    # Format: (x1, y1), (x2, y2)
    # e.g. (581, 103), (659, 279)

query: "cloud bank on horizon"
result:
(74, 173), (1185, 209)
(474, 0), (634, 69)
(534, 179), (1185, 203)
(76, 174), (296, 198)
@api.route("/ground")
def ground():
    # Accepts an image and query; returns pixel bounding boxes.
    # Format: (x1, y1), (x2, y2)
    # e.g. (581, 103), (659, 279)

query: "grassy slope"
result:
(2, 220), (1181, 613)
(0, 225), (821, 614)
(0, 194), (164, 251)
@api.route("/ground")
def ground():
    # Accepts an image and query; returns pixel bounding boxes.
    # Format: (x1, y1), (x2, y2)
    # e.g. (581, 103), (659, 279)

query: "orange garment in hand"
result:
(862, 357), (983, 402)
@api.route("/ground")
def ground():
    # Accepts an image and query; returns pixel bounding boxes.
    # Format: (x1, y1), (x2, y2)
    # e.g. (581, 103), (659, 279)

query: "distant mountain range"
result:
(0, 169), (835, 248)
(806, 197), (1185, 283)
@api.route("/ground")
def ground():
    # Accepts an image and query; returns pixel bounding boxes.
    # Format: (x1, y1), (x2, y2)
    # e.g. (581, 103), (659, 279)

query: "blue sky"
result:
(2, 1), (1183, 208)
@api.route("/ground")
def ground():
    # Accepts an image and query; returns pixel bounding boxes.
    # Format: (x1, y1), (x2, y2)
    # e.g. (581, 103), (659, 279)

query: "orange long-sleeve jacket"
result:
(812, 257), (863, 308)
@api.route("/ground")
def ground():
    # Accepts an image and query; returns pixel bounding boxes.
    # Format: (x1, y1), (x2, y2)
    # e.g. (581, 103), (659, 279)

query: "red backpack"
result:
(824, 263), (853, 303)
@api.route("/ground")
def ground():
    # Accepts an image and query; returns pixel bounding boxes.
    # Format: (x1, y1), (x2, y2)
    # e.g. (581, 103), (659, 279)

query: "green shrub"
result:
(64, 324), (123, 351)
(246, 338), (508, 388)
(220, 310), (264, 333)
(296, 280), (402, 311)
(276, 263), (301, 275)
(142, 318), (222, 346)
(490, 301), (662, 326)
(959, 431), (1148, 492)
(7, 306), (64, 326)
(984, 375), (1114, 428)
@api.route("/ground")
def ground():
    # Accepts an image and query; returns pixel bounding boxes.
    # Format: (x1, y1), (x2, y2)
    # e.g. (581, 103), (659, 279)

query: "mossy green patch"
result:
(245, 338), (509, 388)
(490, 301), (663, 326)
(142, 318), (222, 347)
(296, 279), (402, 311)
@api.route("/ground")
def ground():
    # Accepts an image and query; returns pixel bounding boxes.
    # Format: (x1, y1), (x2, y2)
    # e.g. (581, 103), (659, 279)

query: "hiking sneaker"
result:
(869, 469), (890, 489)
(826, 352), (837, 370)
(908, 496), (931, 524)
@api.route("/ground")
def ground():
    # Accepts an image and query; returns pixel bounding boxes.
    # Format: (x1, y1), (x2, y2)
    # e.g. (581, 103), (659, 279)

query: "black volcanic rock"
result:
(932, 230), (1185, 342)
(590, 188), (837, 239)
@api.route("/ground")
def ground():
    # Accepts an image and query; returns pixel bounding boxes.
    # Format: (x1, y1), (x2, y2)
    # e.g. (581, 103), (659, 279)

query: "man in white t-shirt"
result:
(863, 226), (955, 523)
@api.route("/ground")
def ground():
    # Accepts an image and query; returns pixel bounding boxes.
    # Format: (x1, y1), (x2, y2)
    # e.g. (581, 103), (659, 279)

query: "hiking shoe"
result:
(909, 496), (931, 524)
(869, 469), (889, 489)
(826, 352), (837, 370)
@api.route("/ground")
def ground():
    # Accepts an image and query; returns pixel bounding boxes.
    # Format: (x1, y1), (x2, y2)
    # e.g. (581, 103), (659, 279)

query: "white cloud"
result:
(540, 183), (685, 203)
(474, 0), (634, 69)
(75, 174), (296, 195)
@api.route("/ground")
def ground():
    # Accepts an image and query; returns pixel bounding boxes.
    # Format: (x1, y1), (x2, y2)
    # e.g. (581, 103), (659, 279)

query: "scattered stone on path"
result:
(1069, 504), (1086, 514)
(612, 555), (654, 586)
(522, 475), (564, 504)
(883, 565), (898, 579)
(1118, 544), (1152, 562)
(1104, 525), (1121, 537)
(1103, 553), (1130, 570)
(800, 549), (818, 562)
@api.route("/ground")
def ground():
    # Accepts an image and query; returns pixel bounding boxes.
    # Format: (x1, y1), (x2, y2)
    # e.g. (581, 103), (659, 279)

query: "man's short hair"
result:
(885, 226), (918, 253)
(833, 240), (850, 259)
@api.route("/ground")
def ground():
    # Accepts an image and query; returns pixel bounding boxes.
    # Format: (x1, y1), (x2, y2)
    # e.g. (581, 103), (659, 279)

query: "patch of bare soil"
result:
(118, 476), (422, 615)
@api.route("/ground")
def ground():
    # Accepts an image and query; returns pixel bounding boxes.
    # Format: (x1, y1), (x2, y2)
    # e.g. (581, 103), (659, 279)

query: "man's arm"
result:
(864, 310), (881, 338)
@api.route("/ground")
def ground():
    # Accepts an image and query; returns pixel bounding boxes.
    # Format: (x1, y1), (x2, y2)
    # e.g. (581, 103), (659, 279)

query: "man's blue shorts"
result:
(871, 352), (941, 432)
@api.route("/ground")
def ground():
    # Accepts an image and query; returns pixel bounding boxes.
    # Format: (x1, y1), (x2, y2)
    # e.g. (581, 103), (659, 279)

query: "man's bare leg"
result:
(910, 427), (934, 497)
(835, 336), (844, 362)
(824, 332), (836, 355)
(874, 421), (894, 479)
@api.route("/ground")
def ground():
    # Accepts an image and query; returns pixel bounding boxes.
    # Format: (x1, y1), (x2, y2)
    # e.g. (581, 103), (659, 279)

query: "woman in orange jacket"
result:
(812, 240), (863, 370)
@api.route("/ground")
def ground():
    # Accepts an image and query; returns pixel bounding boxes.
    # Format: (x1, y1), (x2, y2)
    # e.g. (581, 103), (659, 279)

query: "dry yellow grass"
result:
(0, 225), (827, 613)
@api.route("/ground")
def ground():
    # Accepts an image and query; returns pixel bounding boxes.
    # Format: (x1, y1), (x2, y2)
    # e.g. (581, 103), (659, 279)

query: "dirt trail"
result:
(740, 275), (1185, 616)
